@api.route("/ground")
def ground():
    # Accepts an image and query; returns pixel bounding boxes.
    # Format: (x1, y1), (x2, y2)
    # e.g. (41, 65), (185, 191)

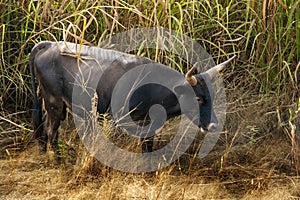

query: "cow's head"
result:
(175, 56), (236, 133)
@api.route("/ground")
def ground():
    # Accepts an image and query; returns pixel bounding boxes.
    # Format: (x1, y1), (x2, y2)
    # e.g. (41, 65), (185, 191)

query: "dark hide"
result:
(30, 41), (231, 153)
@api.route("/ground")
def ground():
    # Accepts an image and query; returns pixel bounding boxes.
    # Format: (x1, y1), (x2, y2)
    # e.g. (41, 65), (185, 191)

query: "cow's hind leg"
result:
(32, 93), (48, 152)
(44, 98), (65, 157)
(36, 117), (48, 152)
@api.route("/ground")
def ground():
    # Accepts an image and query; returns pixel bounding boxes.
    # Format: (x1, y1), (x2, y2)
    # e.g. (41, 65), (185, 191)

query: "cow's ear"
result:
(174, 85), (186, 95)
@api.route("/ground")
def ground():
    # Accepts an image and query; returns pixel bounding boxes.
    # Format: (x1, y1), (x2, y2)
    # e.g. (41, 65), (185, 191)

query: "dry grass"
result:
(1, 99), (300, 200)
(0, 0), (299, 199)
(1, 68), (299, 200)
(1, 137), (300, 200)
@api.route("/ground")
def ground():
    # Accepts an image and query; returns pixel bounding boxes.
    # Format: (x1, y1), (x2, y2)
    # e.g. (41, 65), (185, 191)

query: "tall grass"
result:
(1, 0), (298, 107)
(0, 0), (299, 170)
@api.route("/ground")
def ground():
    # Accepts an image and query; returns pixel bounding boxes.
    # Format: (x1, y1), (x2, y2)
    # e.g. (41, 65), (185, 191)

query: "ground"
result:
(1, 116), (299, 199)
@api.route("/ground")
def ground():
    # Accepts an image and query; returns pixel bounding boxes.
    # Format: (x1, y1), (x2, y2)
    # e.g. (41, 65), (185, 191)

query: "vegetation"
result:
(0, 0), (299, 199)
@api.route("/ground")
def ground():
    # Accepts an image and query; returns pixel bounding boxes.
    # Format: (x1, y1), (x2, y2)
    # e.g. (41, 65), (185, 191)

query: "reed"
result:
(0, 0), (299, 180)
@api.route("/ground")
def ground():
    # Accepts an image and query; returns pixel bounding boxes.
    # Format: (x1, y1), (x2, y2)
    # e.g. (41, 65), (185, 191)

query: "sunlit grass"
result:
(0, 0), (299, 190)
(1, 0), (298, 106)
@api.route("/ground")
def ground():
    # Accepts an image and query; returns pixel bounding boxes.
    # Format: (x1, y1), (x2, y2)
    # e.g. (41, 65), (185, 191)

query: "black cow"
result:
(30, 41), (235, 154)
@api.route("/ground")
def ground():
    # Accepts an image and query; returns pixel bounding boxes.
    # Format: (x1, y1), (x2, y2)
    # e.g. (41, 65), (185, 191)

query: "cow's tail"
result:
(29, 41), (51, 138)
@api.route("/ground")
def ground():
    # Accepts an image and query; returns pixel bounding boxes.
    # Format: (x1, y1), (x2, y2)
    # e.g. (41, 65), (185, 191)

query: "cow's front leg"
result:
(44, 98), (65, 156)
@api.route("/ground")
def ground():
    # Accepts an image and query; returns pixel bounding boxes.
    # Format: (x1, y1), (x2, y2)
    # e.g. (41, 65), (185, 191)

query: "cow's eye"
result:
(195, 97), (204, 105)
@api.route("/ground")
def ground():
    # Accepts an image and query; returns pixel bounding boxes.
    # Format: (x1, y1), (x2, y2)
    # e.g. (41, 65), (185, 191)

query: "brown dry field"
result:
(1, 132), (300, 199)
(1, 0), (299, 198)
(1, 97), (299, 200)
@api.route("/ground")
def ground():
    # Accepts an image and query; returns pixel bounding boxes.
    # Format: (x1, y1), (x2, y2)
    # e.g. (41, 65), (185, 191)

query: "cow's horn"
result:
(185, 66), (197, 86)
(206, 55), (236, 79)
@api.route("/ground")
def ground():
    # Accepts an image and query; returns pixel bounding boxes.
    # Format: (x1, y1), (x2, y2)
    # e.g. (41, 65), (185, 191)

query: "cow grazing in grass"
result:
(30, 41), (235, 154)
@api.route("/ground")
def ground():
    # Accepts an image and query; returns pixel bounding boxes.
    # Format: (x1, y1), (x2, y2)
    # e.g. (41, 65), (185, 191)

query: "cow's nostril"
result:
(207, 123), (218, 132)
